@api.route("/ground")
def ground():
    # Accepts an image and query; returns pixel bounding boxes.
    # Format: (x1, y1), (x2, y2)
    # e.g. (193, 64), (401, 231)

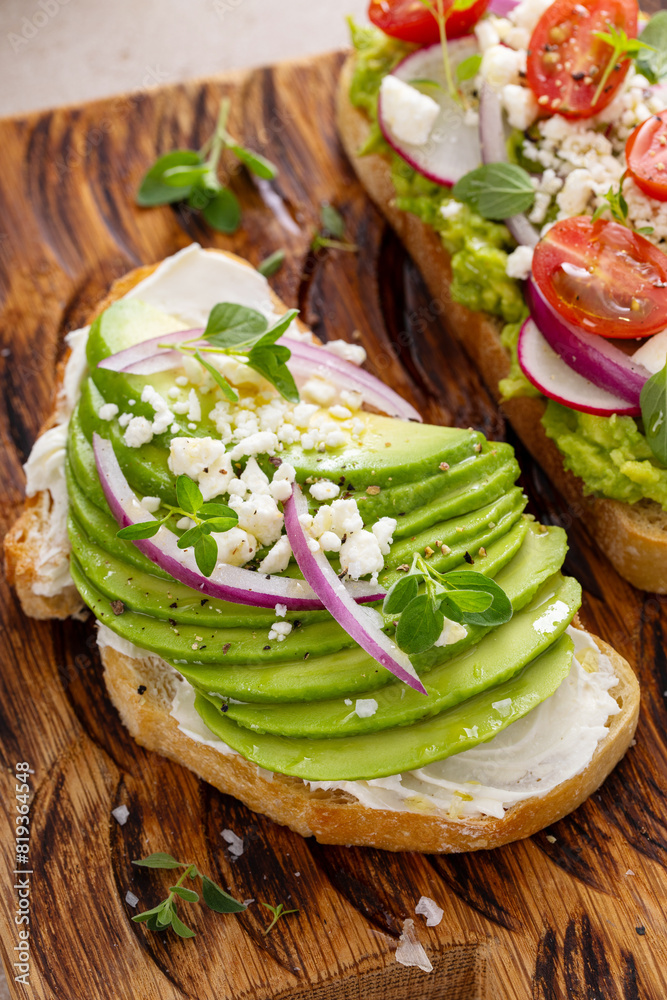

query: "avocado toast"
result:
(6, 244), (639, 853)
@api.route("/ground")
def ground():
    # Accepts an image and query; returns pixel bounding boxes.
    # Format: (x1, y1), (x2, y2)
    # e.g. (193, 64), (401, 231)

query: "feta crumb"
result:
(275, 603), (287, 618)
(175, 375), (188, 386)
(118, 412), (132, 428)
(168, 386), (180, 399)
(229, 493), (283, 546)
(140, 496), (161, 513)
(301, 378), (337, 407)
(505, 245), (534, 281)
(380, 74), (440, 147)
(502, 84), (538, 131)
(123, 416), (154, 448)
(258, 535), (292, 574)
(319, 530), (342, 552)
(310, 480), (340, 501)
(324, 340), (367, 366)
(187, 388), (201, 423)
(211, 526), (257, 566)
(371, 517), (397, 555)
(481, 44), (524, 91)
(112, 805), (129, 826)
(440, 200), (463, 220)
(229, 430), (279, 461)
(355, 698), (378, 718)
(340, 529), (384, 580)
(329, 405), (353, 419)
(240, 456), (270, 495)
(98, 402), (119, 421)
(268, 621), (293, 642)
(434, 619), (467, 646)
(177, 516), (195, 530)
(221, 828), (244, 857)
(415, 896), (444, 927)
(340, 389), (363, 411)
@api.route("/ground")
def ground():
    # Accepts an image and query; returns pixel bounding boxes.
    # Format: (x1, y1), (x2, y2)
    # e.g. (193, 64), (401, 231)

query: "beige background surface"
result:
(0, 3), (364, 996)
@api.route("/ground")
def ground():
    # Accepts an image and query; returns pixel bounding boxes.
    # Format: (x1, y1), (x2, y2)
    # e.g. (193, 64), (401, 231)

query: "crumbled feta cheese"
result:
(329, 498), (364, 537)
(481, 44), (525, 91)
(310, 480), (340, 501)
(240, 456), (270, 495)
(229, 493), (284, 546)
(324, 340), (367, 366)
(319, 530), (342, 552)
(475, 18), (499, 52)
(259, 535), (292, 573)
(229, 431), (278, 461)
(112, 805), (129, 826)
(175, 375), (188, 386)
(329, 405), (352, 419)
(98, 402), (118, 421)
(124, 416), (154, 448)
(177, 515), (195, 530)
(502, 84), (538, 131)
(169, 437), (233, 500)
(340, 389), (363, 411)
(355, 698), (378, 718)
(275, 603), (287, 618)
(187, 388), (201, 423)
(557, 168), (597, 217)
(268, 621), (293, 642)
(118, 412), (132, 428)
(301, 378), (337, 407)
(415, 896), (444, 927)
(380, 74), (440, 147)
(440, 200), (463, 220)
(141, 384), (175, 435)
(168, 386), (180, 399)
(212, 526), (257, 566)
(505, 244), (534, 281)
(371, 517), (397, 555)
(434, 619), (467, 646)
(140, 495), (161, 513)
(340, 529), (384, 580)
(325, 430), (346, 448)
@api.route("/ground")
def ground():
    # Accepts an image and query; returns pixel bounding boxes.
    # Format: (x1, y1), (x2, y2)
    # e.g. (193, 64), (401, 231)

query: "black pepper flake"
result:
(221, 704), (229, 712)
(170, 602), (178, 609)
(304, 652), (310, 660)
(263, 644), (271, 651)
(464, 551), (474, 565)
(293, 620), (302, 629)
(200, 598), (208, 606)
(222, 643), (231, 655)
(269, 455), (281, 467)
(169, 618), (177, 627)
(636, 926), (646, 936)
(137, 685), (146, 695)
(110, 600), (125, 616)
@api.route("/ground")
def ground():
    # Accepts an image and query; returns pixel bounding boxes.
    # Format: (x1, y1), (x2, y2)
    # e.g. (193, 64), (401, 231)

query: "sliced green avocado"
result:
(194, 634), (574, 781)
(217, 574), (580, 737)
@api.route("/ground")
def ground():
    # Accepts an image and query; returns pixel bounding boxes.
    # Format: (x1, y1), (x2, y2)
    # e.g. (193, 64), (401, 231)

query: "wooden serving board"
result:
(1, 47), (667, 1000)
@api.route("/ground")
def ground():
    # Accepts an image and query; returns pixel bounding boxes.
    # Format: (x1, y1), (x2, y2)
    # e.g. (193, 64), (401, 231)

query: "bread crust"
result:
(336, 55), (667, 594)
(100, 634), (639, 854)
(5, 243), (639, 851)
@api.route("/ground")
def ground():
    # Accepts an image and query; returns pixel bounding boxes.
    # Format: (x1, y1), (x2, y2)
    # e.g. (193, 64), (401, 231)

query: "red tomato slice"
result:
(626, 111), (667, 203)
(532, 217), (667, 339)
(368, 0), (490, 45)
(526, 0), (638, 120)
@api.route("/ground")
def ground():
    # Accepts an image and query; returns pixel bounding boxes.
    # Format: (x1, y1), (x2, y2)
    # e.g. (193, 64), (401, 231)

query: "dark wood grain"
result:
(1, 51), (666, 1000)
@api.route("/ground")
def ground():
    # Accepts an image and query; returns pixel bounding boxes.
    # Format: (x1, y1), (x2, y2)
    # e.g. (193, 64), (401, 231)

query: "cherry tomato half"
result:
(626, 111), (667, 203)
(526, 0), (638, 119)
(368, 0), (490, 45)
(532, 217), (667, 339)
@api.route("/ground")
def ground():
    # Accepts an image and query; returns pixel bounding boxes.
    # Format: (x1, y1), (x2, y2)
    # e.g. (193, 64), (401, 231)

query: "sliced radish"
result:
(478, 83), (539, 248)
(526, 278), (650, 406)
(283, 483), (427, 694)
(378, 38), (482, 187)
(93, 434), (384, 610)
(517, 319), (640, 416)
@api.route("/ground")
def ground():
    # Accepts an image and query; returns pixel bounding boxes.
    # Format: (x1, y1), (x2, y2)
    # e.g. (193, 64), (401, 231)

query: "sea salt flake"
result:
(222, 828), (244, 857)
(125, 891), (139, 907)
(395, 918), (433, 973)
(112, 805), (130, 826)
(415, 896), (443, 927)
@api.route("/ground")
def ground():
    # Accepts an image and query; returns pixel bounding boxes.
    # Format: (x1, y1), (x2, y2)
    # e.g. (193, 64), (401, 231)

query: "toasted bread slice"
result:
(101, 634), (638, 853)
(336, 55), (667, 594)
(5, 246), (639, 852)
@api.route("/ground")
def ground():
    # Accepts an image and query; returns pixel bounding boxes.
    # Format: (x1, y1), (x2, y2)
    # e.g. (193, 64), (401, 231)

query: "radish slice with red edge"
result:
(526, 277), (650, 406)
(96, 330), (422, 422)
(488, 0), (519, 13)
(478, 83), (539, 248)
(378, 38), (482, 188)
(92, 434), (384, 610)
(283, 482), (427, 694)
(517, 319), (640, 416)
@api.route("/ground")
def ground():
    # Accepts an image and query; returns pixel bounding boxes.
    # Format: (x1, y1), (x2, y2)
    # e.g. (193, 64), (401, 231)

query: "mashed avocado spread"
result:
(348, 21), (667, 511)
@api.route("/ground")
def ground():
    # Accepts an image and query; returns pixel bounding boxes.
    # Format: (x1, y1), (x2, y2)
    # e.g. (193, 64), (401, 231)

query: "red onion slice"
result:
(526, 278), (650, 406)
(517, 319), (640, 416)
(284, 483), (427, 694)
(488, 0), (519, 13)
(478, 83), (539, 249)
(97, 329), (203, 372)
(92, 434), (384, 610)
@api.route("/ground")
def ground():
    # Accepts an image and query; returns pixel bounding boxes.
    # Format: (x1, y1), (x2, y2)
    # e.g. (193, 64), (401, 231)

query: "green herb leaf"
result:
(156, 902), (174, 928)
(260, 901), (299, 935)
(636, 11), (667, 83)
(204, 302), (268, 346)
(132, 853), (188, 869)
(201, 876), (247, 914)
(194, 533), (218, 576)
(176, 476), (203, 515)
(247, 344), (300, 402)
(201, 186), (242, 234)
(170, 885), (200, 903)
(452, 163), (535, 220)
(395, 594), (444, 655)
(252, 308), (299, 348)
(409, 77), (443, 90)
(442, 589), (494, 613)
(456, 53), (482, 83)
(320, 203), (346, 239)
(592, 25), (654, 103)
(199, 502), (237, 518)
(258, 249), (286, 278)
(162, 164), (208, 188)
(640, 363), (667, 465)
(229, 143), (279, 180)
(202, 516), (238, 533)
(117, 519), (163, 540)
(136, 150), (203, 207)
(443, 571), (513, 626)
(193, 349), (239, 402)
(382, 575), (420, 616)
(177, 525), (203, 549)
(170, 912), (197, 938)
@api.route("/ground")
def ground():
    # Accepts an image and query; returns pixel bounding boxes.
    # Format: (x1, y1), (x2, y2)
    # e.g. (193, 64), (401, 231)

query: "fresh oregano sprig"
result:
(452, 162), (535, 220)
(131, 852), (246, 938)
(116, 475), (238, 577)
(591, 174), (654, 235)
(311, 203), (358, 253)
(640, 361), (667, 466)
(260, 901), (299, 935)
(383, 555), (513, 655)
(592, 24), (654, 105)
(137, 97), (278, 234)
(158, 303), (300, 403)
